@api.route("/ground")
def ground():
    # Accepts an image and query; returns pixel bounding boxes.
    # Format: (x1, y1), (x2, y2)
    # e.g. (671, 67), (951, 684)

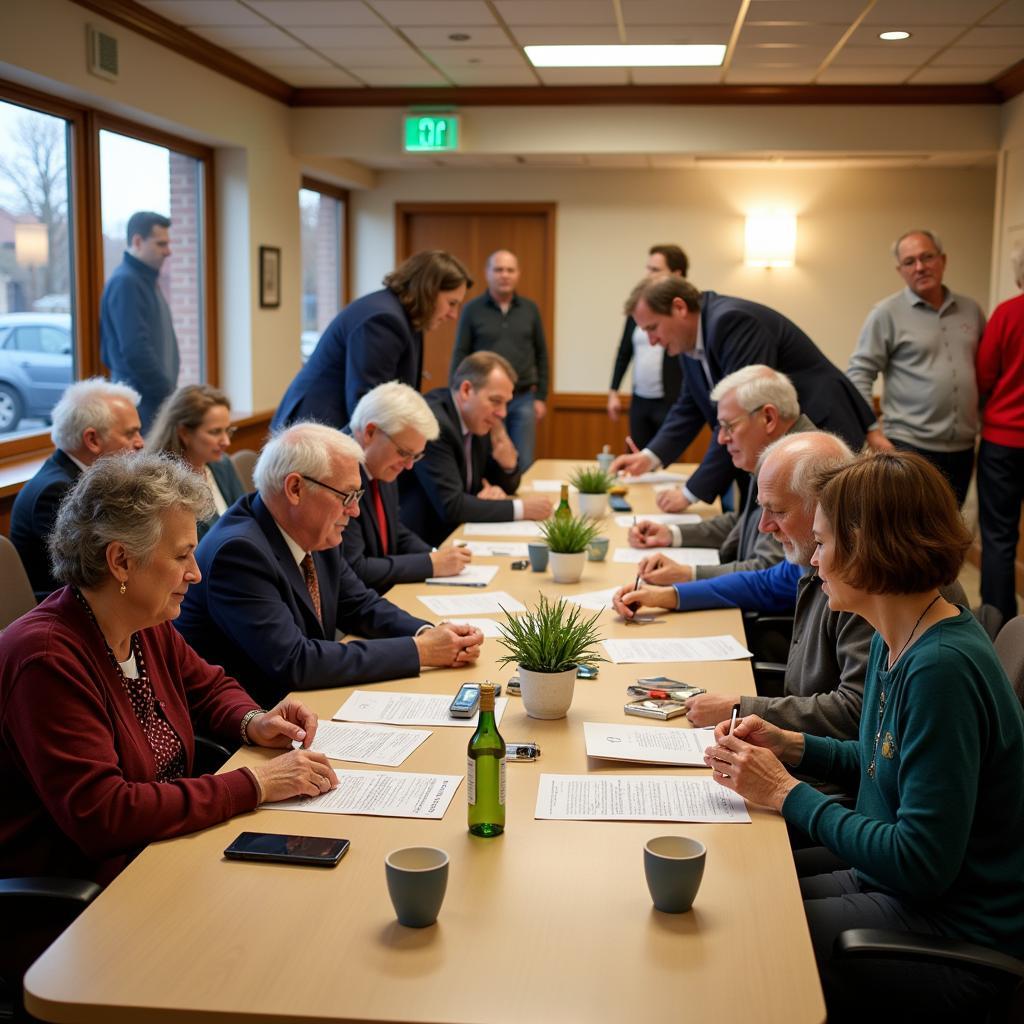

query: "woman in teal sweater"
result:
(705, 451), (1024, 1021)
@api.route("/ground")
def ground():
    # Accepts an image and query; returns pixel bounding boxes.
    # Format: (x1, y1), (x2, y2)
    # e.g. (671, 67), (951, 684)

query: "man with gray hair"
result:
(11, 377), (144, 600)
(614, 433), (876, 746)
(628, 365), (815, 584)
(176, 422), (484, 708)
(847, 229), (985, 505)
(345, 381), (471, 593)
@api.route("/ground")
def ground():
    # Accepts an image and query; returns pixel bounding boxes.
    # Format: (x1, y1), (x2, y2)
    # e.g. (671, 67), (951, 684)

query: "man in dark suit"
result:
(176, 423), (483, 708)
(399, 352), (552, 548)
(611, 276), (874, 509)
(11, 378), (144, 600)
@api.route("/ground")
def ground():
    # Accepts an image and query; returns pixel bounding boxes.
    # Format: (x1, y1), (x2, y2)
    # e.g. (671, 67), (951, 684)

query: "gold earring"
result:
(120, 580), (127, 595)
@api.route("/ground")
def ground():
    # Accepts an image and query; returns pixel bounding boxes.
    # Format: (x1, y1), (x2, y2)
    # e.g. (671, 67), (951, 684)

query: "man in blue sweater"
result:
(100, 211), (179, 431)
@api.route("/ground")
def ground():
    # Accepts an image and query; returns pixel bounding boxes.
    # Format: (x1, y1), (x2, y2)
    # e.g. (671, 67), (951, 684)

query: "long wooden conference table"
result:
(25, 460), (825, 1024)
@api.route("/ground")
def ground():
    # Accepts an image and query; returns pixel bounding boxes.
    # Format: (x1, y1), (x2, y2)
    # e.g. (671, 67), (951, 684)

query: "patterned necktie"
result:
(371, 480), (389, 554)
(463, 430), (474, 490)
(300, 552), (322, 624)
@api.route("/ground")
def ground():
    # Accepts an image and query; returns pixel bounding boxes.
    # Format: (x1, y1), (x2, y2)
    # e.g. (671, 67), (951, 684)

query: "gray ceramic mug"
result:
(527, 542), (550, 572)
(385, 847), (449, 927)
(643, 836), (706, 913)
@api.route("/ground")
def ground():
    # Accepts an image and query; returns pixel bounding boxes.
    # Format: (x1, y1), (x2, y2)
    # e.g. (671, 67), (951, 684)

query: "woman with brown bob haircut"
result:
(704, 451), (1024, 1022)
(272, 250), (472, 432)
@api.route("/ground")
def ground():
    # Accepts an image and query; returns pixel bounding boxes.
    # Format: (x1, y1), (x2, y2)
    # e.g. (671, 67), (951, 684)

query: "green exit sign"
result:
(404, 114), (460, 152)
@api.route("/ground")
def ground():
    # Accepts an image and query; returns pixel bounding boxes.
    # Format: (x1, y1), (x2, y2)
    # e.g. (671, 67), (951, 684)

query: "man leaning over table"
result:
(176, 423), (483, 709)
(399, 351), (552, 548)
(614, 432), (875, 744)
(628, 365), (815, 585)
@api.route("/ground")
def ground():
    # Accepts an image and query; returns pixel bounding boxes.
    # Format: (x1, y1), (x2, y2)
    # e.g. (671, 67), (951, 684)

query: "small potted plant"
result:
(539, 514), (601, 584)
(569, 465), (614, 518)
(497, 594), (605, 719)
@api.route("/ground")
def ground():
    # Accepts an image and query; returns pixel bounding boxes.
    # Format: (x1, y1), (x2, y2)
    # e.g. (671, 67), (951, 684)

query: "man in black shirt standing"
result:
(450, 250), (548, 469)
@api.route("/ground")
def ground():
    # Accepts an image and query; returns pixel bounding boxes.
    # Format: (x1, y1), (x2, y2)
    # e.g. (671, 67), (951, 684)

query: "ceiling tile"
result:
(982, 0), (1024, 25)
(816, 65), (913, 83)
(494, 1), (616, 27)
(862, 0), (997, 25)
(725, 65), (817, 82)
(630, 66), (726, 83)
(424, 46), (528, 67)
(830, 45), (940, 65)
(846, 24), (963, 47)
(739, 23), (850, 45)
(958, 26), (1024, 46)
(402, 25), (511, 45)
(233, 47), (330, 67)
(730, 43), (831, 65)
(140, 1), (266, 27)
(510, 26), (622, 44)
(622, 0), (742, 25)
(351, 66), (450, 85)
(247, 1), (384, 27)
(930, 47), (1024, 67)
(909, 66), (1007, 82)
(288, 25), (401, 47)
(624, 25), (731, 44)
(745, 0), (865, 19)
(274, 66), (364, 86)
(445, 66), (539, 84)
(318, 48), (433, 67)
(535, 67), (630, 84)
(190, 25), (299, 48)
(371, 1), (498, 25)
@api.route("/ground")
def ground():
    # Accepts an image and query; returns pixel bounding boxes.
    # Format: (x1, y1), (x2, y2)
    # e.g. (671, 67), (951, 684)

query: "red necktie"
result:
(371, 480), (388, 554)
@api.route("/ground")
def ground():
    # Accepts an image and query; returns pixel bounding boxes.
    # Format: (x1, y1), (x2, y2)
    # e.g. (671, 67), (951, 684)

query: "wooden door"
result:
(396, 203), (556, 453)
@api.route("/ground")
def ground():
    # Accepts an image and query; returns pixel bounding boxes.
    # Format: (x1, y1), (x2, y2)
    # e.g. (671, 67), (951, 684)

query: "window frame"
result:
(0, 78), (218, 461)
(300, 175), (350, 313)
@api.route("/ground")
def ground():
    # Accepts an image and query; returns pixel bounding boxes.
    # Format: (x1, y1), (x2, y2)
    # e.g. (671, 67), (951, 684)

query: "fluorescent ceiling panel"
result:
(525, 44), (726, 66)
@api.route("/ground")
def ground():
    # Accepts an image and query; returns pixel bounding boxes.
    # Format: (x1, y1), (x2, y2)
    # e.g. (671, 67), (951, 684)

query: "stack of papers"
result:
(425, 563), (499, 587)
(418, 590), (526, 616)
(267, 770), (462, 819)
(583, 722), (716, 766)
(458, 540), (529, 558)
(333, 689), (509, 728)
(564, 587), (620, 611)
(602, 636), (753, 663)
(612, 547), (721, 566)
(621, 471), (689, 485)
(303, 720), (430, 767)
(530, 479), (578, 493)
(614, 513), (701, 528)
(463, 521), (545, 537)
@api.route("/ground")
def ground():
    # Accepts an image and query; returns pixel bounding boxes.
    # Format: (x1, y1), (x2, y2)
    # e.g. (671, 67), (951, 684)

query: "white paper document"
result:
(302, 720), (431, 767)
(333, 689), (508, 728)
(564, 587), (620, 611)
(417, 590), (526, 616)
(530, 479), (577, 493)
(612, 547), (721, 566)
(463, 521), (544, 537)
(267, 770), (462, 819)
(535, 774), (749, 823)
(621, 472), (689, 485)
(602, 635), (753, 663)
(583, 721), (717, 766)
(445, 617), (505, 638)
(425, 563), (499, 587)
(613, 513), (701, 528)
(459, 540), (529, 558)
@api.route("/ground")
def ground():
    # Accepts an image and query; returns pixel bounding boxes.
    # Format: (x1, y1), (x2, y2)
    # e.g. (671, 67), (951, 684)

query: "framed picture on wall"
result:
(259, 246), (281, 309)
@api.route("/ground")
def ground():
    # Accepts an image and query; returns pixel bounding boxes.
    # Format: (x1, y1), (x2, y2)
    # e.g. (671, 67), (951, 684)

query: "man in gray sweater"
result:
(629, 365), (814, 584)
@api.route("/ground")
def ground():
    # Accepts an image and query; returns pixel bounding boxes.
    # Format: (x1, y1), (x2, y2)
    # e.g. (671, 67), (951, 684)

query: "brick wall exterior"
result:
(167, 151), (202, 384)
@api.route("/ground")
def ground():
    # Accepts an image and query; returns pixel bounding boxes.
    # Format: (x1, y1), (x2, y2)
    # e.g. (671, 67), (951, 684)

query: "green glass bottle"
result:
(555, 483), (572, 520)
(467, 682), (505, 837)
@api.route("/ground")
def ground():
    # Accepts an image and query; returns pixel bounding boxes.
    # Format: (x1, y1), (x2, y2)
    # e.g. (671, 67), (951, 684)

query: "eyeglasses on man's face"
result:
(300, 475), (364, 507)
(716, 405), (764, 439)
(898, 251), (940, 270)
(379, 428), (426, 464)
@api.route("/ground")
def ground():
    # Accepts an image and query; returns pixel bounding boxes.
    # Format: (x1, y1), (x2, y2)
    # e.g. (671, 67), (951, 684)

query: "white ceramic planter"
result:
(548, 550), (586, 584)
(518, 665), (577, 720)
(577, 492), (608, 519)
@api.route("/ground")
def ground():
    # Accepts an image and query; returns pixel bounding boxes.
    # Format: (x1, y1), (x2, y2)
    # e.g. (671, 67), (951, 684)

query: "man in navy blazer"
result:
(611, 277), (874, 508)
(11, 378), (144, 600)
(345, 381), (471, 593)
(398, 353), (552, 548)
(176, 423), (483, 708)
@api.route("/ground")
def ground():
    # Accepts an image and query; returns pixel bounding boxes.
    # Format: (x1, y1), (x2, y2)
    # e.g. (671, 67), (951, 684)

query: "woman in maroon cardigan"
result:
(0, 452), (337, 885)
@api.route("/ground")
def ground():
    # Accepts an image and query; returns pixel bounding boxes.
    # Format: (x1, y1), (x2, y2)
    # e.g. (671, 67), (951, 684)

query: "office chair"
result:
(994, 614), (1024, 706)
(230, 448), (259, 493)
(0, 536), (36, 631)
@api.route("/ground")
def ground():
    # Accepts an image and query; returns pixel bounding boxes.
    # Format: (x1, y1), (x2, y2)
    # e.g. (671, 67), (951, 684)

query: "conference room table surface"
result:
(25, 460), (825, 1024)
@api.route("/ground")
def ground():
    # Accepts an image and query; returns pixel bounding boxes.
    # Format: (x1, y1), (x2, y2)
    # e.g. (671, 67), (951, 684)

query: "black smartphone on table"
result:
(609, 494), (632, 512)
(224, 832), (350, 867)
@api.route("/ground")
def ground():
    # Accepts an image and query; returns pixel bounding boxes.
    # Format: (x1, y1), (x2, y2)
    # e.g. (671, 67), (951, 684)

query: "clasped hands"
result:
(415, 622), (484, 668)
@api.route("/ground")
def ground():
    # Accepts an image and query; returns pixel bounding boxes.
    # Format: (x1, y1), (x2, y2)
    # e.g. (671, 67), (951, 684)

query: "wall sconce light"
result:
(745, 211), (796, 267)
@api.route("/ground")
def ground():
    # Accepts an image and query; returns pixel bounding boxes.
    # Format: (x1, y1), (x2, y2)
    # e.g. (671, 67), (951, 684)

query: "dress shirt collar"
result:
(273, 518), (307, 566)
(63, 450), (89, 473)
(452, 394), (471, 438)
(903, 284), (954, 315)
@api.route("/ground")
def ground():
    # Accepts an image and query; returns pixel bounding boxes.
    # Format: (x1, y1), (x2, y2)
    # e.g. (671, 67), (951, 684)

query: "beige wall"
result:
(350, 164), (995, 394)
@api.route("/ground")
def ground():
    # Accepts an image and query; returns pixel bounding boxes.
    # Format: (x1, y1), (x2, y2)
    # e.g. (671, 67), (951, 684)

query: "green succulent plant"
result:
(538, 513), (602, 554)
(569, 465), (614, 495)
(496, 593), (605, 674)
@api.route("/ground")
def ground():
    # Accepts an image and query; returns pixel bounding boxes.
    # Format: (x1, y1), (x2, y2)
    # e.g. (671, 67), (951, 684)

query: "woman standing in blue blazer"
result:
(147, 384), (246, 538)
(272, 250), (472, 431)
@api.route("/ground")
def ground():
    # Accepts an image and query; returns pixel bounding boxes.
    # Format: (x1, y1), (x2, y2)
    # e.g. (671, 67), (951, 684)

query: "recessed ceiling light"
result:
(448, 32), (471, 42)
(525, 44), (726, 68)
(879, 31), (911, 41)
